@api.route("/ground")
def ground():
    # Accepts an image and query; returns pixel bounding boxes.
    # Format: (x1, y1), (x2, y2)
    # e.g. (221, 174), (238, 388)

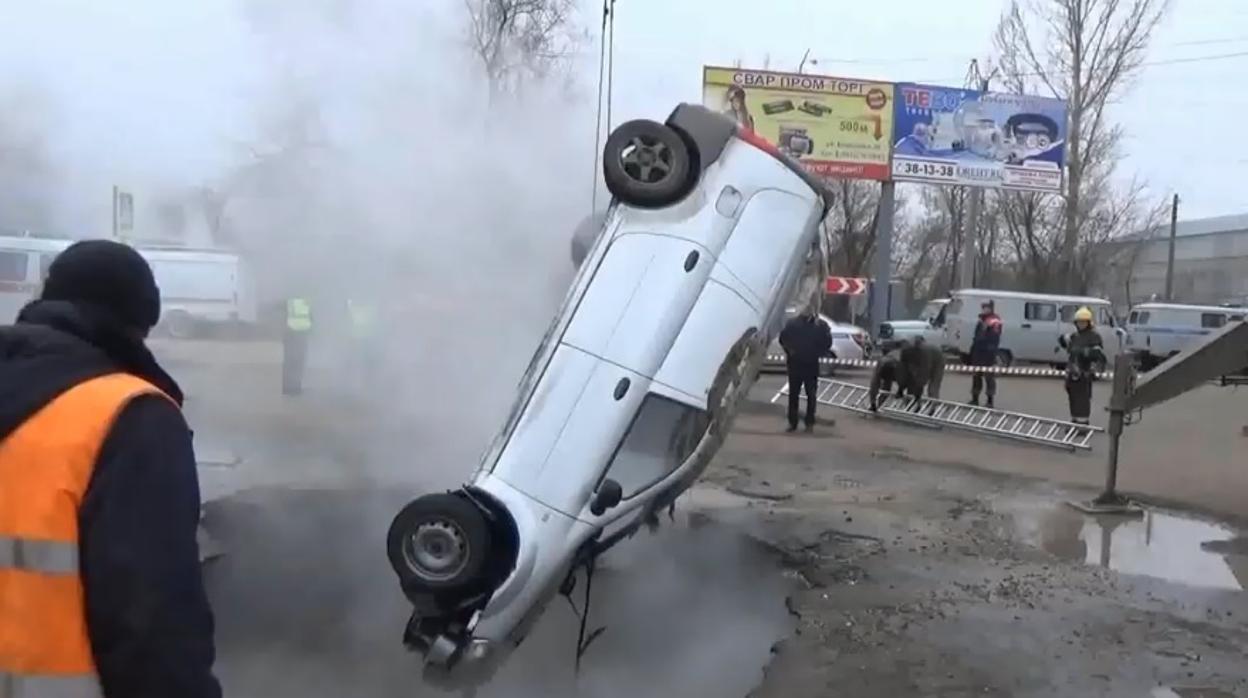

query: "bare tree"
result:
(996, 0), (1168, 291)
(894, 186), (964, 305)
(464, 0), (580, 99)
(824, 179), (884, 278)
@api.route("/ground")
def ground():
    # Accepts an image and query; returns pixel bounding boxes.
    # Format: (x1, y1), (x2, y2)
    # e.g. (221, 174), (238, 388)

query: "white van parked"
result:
(944, 289), (1123, 366)
(1125, 302), (1245, 369)
(138, 247), (258, 337)
(0, 235), (72, 322)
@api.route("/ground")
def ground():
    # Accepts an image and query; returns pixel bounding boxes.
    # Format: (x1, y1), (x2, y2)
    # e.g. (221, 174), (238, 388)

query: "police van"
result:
(1, 234), (256, 336)
(1125, 302), (1246, 369)
(0, 235), (72, 323)
(943, 288), (1123, 366)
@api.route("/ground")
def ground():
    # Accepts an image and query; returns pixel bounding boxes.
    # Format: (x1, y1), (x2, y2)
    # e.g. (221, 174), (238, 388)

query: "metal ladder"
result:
(770, 379), (1102, 451)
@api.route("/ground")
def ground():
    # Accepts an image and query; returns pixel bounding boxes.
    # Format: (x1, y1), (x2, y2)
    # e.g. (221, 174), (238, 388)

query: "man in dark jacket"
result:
(869, 337), (945, 411)
(1059, 306), (1106, 425)
(969, 299), (1003, 408)
(0, 240), (221, 697)
(779, 308), (833, 432)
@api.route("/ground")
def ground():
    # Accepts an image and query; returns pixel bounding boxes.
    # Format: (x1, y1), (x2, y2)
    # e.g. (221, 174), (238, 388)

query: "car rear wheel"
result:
(163, 310), (197, 339)
(603, 120), (694, 208)
(387, 493), (492, 596)
(995, 349), (1014, 367)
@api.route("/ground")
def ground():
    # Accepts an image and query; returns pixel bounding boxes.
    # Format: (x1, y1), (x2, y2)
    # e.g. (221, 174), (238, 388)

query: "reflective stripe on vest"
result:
(0, 374), (169, 690)
(0, 672), (103, 698)
(0, 537), (78, 575)
(287, 298), (311, 332)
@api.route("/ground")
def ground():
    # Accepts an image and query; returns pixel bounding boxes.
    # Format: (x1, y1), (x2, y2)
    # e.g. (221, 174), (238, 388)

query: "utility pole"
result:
(1163, 193), (1179, 301)
(797, 48), (811, 74)
(111, 185), (119, 240)
(869, 181), (896, 338)
(958, 67), (993, 289)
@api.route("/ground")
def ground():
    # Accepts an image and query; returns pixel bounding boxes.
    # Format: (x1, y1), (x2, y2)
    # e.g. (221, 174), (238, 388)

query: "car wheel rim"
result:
(620, 136), (673, 184)
(404, 520), (469, 582)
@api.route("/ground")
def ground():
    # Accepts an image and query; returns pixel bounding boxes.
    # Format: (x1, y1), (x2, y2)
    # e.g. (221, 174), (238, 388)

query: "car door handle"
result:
(1021, 323), (1032, 329)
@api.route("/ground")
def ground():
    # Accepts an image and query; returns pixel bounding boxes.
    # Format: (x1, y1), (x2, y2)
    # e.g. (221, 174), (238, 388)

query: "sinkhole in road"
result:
(201, 488), (793, 697)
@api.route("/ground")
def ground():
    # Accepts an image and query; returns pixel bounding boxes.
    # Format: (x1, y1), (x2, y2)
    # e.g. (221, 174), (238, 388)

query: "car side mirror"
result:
(590, 479), (623, 516)
(1057, 335), (1068, 349)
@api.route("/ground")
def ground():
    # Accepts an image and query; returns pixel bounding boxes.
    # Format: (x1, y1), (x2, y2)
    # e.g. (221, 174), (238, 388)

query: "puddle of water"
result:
(1151, 687), (1238, 698)
(1003, 498), (1248, 591)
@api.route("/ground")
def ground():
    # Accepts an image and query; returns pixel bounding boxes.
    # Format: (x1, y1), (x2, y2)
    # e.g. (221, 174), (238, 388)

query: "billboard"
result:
(892, 83), (1067, 192)
(702, 66), (894, 180)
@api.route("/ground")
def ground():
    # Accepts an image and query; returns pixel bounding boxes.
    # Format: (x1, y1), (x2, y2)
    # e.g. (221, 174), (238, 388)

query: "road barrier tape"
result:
(763, 354), (1112, 380)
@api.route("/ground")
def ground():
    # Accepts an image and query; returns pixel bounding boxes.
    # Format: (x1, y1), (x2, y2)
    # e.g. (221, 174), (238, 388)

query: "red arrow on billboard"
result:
(825, 276), (868, 295)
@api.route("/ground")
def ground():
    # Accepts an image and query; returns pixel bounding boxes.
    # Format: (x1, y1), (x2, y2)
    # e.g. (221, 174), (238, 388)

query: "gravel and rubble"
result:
(690, 399), (1248, 698)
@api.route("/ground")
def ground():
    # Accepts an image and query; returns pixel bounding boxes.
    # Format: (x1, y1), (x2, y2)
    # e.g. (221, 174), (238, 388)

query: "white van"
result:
(943, 289), (1123, 366)
(0, 235), (72, 322)
(1125, 302), (1246, 369)
(138, 247), (258, 337)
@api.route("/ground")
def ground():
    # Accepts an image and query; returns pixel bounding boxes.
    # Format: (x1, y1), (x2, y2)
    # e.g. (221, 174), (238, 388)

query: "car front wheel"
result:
(387, 493), (493, 599)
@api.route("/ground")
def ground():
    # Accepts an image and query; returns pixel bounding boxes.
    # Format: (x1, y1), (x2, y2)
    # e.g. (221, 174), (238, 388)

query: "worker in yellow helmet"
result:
(1058, 306), (1106, 425)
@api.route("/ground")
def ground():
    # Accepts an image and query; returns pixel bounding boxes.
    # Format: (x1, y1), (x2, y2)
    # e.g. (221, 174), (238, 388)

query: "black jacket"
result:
(779, 315), (833, 374)
(969, 312), (1003, 366)
(0, 301), (220, 698)
(1063, 327), (1106, 380)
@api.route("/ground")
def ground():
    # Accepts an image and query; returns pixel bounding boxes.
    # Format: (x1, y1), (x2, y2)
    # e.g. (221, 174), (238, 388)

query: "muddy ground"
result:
(707, 398), (1248, 698)
(160, 340), (1248, 697)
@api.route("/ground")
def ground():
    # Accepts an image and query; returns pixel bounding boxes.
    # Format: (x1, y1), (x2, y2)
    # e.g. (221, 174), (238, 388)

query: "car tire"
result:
(387, 493), (492, 596)
(820, 351), (837, 377)
(163, 310), (197, 339)
(603, 120), (694, 208)
(995, 349), (1014, 368)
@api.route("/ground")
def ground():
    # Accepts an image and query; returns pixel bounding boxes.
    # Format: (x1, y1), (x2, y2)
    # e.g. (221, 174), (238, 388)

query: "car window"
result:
(1231, 314), (1244, 322)
(0, 250), (28, 282)
(933, 303), (947, 326)
(1059, 305), (1080, 323)
(947, 298), (963, 316)
(1128, 311), (1138, 324)
(604, 394), (709, 499)
(1098, 307), (1115, 326)
(1201, 313), (1227, 329)
(1025, 302), (1057, 322)
(1135, 311), (1150, 325)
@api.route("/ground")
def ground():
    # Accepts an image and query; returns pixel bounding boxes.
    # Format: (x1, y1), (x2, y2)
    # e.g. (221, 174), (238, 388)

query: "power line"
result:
(916, 50), (1248, 85)
(806, 36), (1248, 71)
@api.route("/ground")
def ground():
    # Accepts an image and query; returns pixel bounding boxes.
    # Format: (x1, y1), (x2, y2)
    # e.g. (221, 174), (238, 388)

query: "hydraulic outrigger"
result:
(1087, 319), (1248, 512)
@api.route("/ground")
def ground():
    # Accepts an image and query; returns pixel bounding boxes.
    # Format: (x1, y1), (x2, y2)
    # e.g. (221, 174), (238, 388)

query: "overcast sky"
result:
(0, 0), (1244, 231)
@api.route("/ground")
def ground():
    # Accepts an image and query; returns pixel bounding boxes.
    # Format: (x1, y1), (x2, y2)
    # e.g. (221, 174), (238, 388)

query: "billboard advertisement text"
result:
(703, 66), (894, 180)
(892, 83), (1067, 192)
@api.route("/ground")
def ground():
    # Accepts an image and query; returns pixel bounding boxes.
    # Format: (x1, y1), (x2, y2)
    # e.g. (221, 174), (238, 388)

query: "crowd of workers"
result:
(781, 298), (1109, 428)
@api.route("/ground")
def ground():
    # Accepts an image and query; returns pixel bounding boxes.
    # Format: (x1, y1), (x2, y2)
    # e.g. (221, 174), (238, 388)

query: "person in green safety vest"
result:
(283, 296), (312, 395)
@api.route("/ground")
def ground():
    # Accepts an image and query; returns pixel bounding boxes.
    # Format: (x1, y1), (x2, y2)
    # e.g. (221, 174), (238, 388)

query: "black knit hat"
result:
(40, 240), (161, 331)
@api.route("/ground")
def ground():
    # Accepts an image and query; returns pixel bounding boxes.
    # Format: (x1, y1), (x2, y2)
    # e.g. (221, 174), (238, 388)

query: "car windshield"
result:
(919, 302), (943, 321)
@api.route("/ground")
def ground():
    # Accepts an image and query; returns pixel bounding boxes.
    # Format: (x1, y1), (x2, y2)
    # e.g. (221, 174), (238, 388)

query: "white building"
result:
(1096, 213), (1248, 308)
